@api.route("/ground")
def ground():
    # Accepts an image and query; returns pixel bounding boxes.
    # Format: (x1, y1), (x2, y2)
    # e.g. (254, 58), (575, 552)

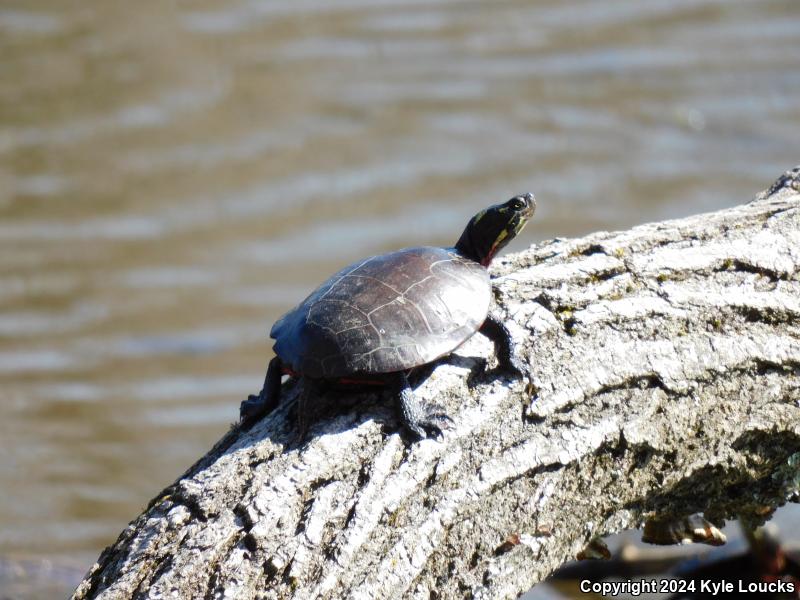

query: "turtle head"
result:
(455, 193), (536, 266)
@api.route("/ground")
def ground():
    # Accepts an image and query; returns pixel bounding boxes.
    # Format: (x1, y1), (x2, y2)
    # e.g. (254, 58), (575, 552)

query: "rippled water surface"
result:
(1, 0), (799, 594)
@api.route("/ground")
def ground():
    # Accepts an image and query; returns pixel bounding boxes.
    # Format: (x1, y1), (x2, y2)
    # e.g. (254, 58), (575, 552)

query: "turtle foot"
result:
(405, 407), (455, 440)
(240, 394), (266, 423)
(395, 372), (453, 441)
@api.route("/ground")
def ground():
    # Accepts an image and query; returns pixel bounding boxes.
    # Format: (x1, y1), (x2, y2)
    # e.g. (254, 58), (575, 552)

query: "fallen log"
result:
(73, 167), (800, 600)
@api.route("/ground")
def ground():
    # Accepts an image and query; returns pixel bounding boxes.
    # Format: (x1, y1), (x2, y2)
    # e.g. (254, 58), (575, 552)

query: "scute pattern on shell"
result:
(271, 247), (491, 378)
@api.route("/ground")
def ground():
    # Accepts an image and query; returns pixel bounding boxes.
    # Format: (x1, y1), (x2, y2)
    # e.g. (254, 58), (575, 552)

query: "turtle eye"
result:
(510, 197), (526, 210)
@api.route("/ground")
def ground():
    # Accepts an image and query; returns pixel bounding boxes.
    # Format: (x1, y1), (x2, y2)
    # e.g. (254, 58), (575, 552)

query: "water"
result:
(1, 0), (799, 595)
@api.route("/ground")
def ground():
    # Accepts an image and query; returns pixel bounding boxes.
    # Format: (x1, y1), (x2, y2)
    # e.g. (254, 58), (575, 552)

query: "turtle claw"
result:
(414, 411), (455, 440)
(396, 373), (454, 441)
(240, 394), (265, 423)
(402, 403), (455, 440)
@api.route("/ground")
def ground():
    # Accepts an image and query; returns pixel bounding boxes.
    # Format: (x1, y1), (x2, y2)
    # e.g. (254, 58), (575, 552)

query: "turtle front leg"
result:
(480, 311), (526, 377)
(240, 356), (283, 425)
(394, 372), (454, 440)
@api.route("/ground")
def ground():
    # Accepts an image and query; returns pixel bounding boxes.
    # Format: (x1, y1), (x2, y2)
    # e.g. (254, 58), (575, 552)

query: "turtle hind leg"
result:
(394, 372), (454, 441)
(294, 378), (327, 443)
(480, 313), (525, 377)
(240, 356), (283, 425)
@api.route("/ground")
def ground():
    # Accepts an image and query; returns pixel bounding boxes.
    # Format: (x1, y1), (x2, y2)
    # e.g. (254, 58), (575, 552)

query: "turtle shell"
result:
(271, 246), (491, 379)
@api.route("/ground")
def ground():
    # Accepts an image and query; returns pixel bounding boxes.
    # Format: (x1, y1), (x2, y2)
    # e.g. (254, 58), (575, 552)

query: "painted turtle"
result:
(241, 193), (536, 439)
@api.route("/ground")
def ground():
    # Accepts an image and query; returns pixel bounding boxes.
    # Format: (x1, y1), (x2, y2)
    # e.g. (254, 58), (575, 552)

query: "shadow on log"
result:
(73, 167), (800, 600)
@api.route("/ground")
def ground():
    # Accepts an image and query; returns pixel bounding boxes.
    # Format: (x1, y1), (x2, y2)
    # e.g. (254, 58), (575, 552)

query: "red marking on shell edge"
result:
(281, 366), (386, 387)
(337, 377), (386, 387)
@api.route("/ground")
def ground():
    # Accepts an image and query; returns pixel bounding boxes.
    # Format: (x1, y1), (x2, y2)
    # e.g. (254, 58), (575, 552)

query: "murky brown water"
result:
(1, 0), (799, 595)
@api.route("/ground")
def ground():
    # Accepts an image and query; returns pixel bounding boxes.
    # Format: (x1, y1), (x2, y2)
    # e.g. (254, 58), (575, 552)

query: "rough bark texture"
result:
(73, 168), (800, 600)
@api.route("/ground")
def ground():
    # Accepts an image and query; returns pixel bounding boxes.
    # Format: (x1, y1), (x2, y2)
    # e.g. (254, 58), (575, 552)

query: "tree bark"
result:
(73, 168), (800, 600)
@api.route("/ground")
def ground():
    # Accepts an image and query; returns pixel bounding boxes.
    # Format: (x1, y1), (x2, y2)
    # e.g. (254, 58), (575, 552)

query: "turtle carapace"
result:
(241, 193), (536, 439)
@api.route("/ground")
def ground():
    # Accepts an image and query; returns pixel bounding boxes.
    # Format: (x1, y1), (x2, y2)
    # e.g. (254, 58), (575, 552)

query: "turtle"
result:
(240, 193), (536, 439)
